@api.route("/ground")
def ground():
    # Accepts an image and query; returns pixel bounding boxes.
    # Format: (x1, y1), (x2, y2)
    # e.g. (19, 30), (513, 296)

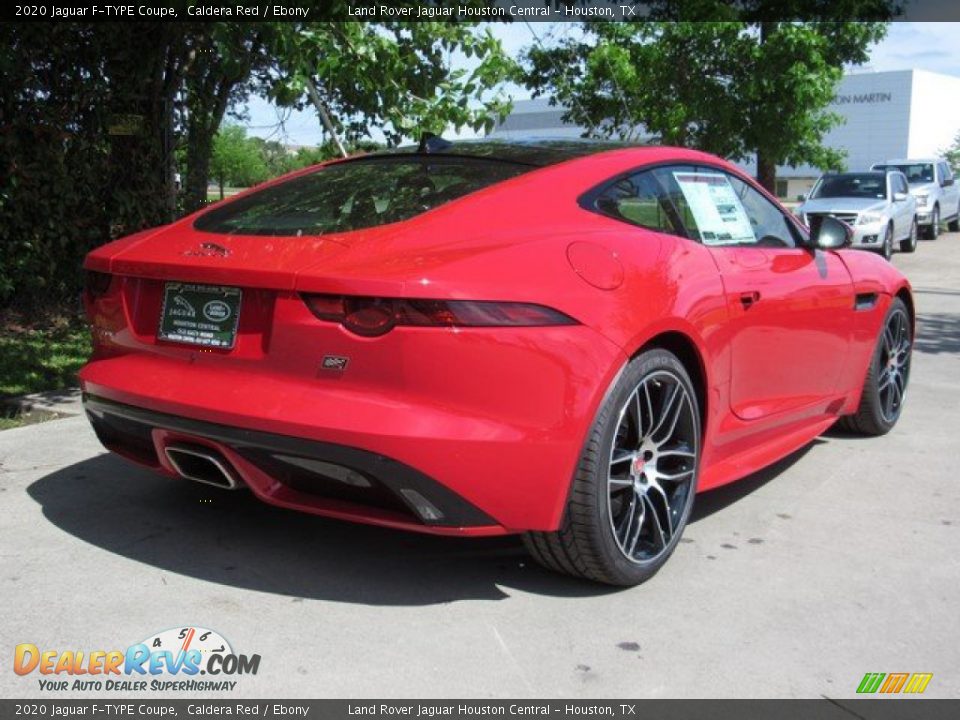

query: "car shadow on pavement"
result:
(689, 441), (817, 523)
(28, 441), (822, 604)
(27, 453), (620, 605)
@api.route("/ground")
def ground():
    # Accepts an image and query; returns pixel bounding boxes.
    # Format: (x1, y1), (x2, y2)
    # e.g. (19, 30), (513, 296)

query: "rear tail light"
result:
(85, 270), (113, 299)
(302, 294), (577, 337)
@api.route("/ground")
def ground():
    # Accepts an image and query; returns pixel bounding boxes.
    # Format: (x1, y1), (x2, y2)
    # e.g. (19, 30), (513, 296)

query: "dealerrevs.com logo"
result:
(13, 627), (260, 692)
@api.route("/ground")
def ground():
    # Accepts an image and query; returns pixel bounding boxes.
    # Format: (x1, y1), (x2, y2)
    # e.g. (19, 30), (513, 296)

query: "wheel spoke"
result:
(883, 325), (895, 355)
(641, 381), (654, 439)
(657, 394), (688, 447)
(624, 492), (645, 556)
(892, 374), (904, 405)
(884, 378), (896, 417)
(646, 479), (674, 538)
(616, 490), (636, 540)
(658, 447), (696, 460)
(608, 476), (633, 489)
(625, 388), (642, 443)
(650, 382), (682, 442)
(643, 494), (668, 551)
(610, 449), (633, 466)
(656, 468), (695, 482)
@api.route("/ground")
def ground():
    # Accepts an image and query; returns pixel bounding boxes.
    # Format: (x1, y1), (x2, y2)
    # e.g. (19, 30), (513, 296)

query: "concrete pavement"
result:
(1, 234), (958, 699)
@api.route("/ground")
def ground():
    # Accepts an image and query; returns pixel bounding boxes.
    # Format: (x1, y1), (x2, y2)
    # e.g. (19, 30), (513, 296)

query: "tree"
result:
(181, 24), (274, 212)
(250, 137), (297, 178)
(209, 125), (269, 198)
(524, 3), (896, 191)
(0, 18), (514, 308)
(943, 130), (960, 172)
(266, 22), (518, 149)
(0, 22), (192, 305)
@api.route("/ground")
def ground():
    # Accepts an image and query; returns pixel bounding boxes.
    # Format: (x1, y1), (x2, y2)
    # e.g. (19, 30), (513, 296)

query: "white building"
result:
(491, 69), (960, 199)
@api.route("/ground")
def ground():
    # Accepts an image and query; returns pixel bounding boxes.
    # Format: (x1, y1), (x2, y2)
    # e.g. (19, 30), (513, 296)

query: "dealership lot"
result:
(1, 237), (958, 700)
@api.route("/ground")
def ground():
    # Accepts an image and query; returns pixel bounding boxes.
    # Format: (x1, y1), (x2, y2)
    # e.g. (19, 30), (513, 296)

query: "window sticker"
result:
(673, 171), (756, 245)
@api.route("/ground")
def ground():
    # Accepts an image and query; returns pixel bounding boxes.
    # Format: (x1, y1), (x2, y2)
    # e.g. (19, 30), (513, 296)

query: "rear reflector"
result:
(302, 294), (577, 337)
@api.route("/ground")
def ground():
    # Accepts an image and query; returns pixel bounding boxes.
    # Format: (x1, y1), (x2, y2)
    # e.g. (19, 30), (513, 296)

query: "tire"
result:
(524, 348), (700, 586)
(900, 216), (918, 253)
(948, 203), (959, 232)
(878, 223), (893, 260)
(925, 205), (940, 239)
(838, 297), (912, 436)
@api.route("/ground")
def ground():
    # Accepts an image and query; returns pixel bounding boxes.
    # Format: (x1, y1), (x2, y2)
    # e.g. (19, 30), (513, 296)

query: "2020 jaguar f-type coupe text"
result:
(81, 140), (913, 585)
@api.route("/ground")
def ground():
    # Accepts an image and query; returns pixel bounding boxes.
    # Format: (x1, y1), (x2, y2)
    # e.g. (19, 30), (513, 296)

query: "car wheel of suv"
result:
(524, 348), (700, 586)
(838, 297), (912, 436)
(927, 205), (940, 239)
(879, 224), (893, 260)
(900, 217), (918, 253)
(949, 202), (960, 232)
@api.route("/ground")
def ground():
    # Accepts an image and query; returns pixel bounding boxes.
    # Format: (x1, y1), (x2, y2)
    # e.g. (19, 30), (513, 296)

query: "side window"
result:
(727, 175), (798, 248)
(593, 171), (683, 236)
(893, 174), (907, 196)
(940, 162), (953, 183)
(652, 166), (797, 248)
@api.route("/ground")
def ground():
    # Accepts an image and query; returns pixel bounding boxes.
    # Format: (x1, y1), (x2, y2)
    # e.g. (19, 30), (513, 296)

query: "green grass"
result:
(206, 187), (247, 202)
(0, 312), (91, 398)
(617, 198), (668, 228)
(0, 413), (24, 430)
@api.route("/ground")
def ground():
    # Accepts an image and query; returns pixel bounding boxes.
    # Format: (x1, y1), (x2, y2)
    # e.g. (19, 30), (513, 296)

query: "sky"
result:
(240, 22), (960, 147)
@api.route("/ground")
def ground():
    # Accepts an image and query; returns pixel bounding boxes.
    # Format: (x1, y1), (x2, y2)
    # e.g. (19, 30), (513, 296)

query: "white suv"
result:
(872, 158), (960, 238)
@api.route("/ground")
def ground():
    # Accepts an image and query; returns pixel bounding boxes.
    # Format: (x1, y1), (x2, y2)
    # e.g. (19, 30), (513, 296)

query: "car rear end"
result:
(80, 152), (627, 536)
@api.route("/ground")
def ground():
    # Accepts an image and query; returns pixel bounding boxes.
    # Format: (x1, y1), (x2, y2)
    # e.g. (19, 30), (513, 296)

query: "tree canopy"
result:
(524, 4), (895, 190)
(0, 20), (517, 308)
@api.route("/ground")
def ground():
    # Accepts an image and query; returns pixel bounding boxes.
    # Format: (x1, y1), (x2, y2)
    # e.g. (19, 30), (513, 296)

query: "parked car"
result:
(872, 158), (960, 238)
(81, 140), (914, 586)
(795, 171), (918, 260)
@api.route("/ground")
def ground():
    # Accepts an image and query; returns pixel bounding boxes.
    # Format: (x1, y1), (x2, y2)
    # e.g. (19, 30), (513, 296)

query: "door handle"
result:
(739, 291), (760, 309)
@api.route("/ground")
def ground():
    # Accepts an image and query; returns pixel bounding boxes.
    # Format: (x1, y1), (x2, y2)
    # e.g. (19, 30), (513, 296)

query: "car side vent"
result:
(855, 293), (879, 311)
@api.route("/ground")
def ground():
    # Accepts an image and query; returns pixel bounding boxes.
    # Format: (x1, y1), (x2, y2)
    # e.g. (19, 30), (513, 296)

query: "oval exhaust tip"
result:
(164, 445), (240, 490)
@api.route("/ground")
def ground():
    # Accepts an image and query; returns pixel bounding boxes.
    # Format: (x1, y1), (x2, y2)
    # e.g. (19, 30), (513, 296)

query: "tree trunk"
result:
(219, 177), (224, 201)
(756, 152), (777, 194)
(185, 132), (213, 213)
(754, 23), (778, 195)
(182, 32), (263, 213)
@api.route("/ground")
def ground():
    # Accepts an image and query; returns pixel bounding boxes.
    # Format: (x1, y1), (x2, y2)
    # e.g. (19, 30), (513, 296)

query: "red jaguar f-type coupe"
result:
(81, 140), (913, 585)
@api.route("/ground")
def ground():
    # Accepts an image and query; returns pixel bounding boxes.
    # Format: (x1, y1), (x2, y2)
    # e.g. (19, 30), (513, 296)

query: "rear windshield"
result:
(811, 173), (887, 200)
(193, 156), (531, 236)
(873, 163), (934, 185)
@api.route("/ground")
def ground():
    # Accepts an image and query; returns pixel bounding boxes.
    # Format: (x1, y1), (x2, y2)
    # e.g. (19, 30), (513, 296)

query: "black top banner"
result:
(5, 0), (960, 23)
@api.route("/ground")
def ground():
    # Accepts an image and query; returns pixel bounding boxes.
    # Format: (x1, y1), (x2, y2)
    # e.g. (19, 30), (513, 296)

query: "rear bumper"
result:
(79, 327), (626, 534)
(84, 394), (502, 536)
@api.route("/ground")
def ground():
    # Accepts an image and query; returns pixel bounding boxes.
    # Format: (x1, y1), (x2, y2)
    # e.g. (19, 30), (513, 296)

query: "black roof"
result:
(371, 137), (640, 167)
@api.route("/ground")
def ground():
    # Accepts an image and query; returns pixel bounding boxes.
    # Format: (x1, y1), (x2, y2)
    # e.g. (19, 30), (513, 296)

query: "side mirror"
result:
(797, 193), (807, 202)
(893, 192), (909, 202)
(944, 177), (955, 187)
(809, 215), (852, 250)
